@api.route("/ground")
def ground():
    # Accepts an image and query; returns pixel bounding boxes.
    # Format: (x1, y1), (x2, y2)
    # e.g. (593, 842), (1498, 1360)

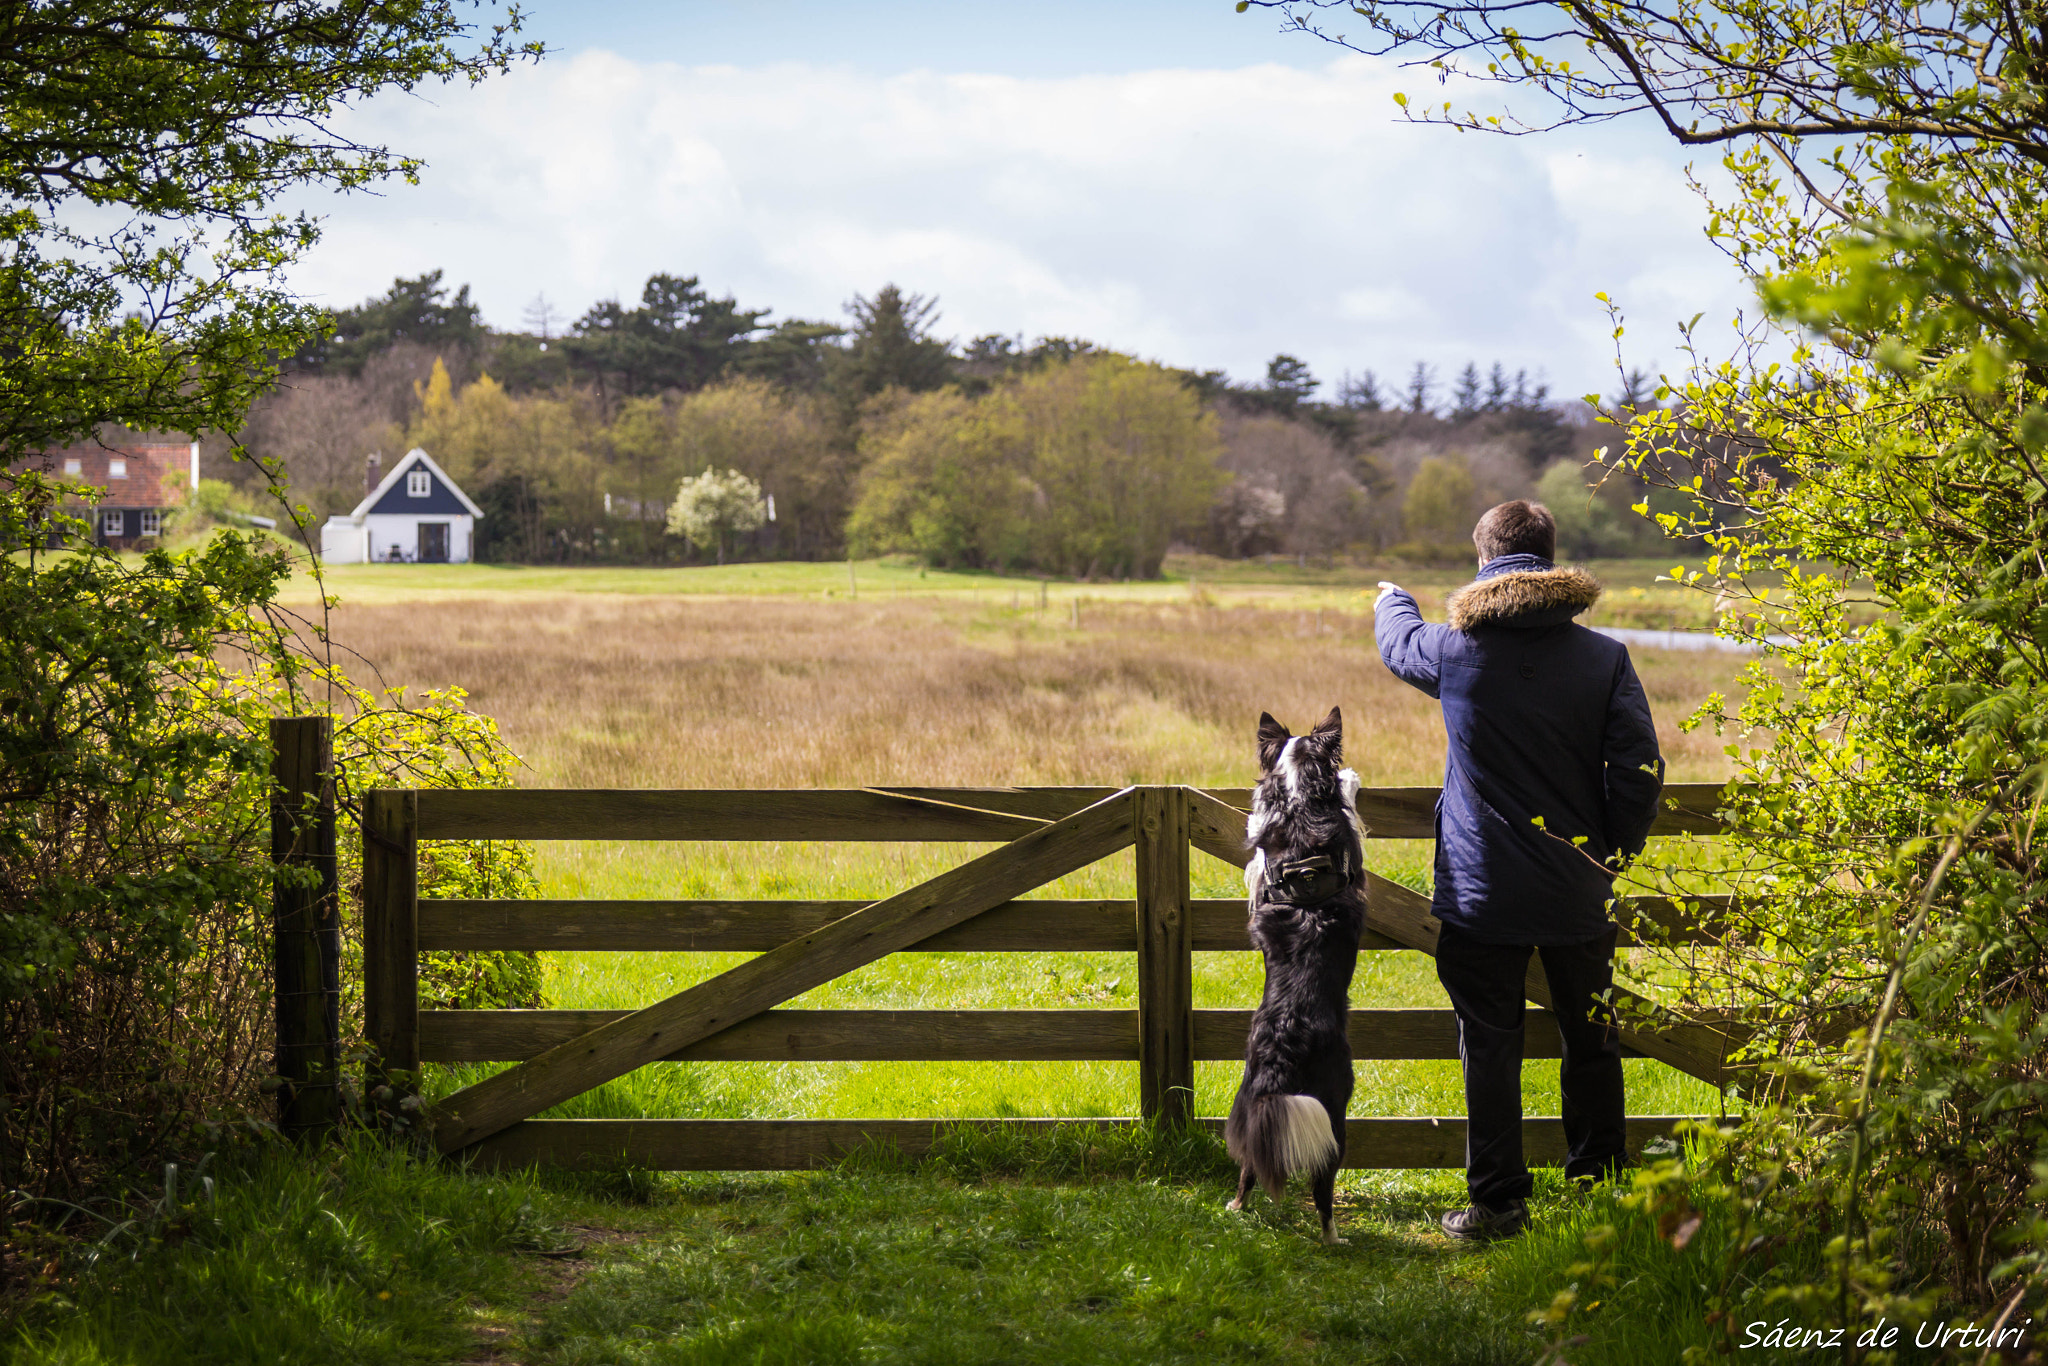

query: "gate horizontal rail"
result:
(420, 1006), (1720, 1063)
(419, 894), (1734, 952)
(411, 782), (1732, 842)
(363, 782), (1743, 1170)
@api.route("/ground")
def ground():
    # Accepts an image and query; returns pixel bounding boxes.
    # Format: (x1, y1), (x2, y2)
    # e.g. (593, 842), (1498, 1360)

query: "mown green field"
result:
(277, 552), (1727, 630)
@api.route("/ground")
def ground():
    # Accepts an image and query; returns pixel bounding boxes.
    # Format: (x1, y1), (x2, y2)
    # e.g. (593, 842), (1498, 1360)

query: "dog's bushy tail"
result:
(1226, 1094), (1338, 1200)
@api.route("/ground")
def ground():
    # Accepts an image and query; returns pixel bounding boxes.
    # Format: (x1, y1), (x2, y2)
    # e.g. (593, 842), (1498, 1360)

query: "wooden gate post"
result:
(362, 789), (420, 1093)
(1135, 786), (1194, 1126)
(271, 716), (340, 1137)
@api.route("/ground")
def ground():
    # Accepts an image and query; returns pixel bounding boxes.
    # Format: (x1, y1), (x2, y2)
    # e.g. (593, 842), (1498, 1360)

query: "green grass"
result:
(275, 552), (1727, 628)
(0, 1135), (575, 1366)
(0, 1126), (1712, 1366)
(523, 1163), (1539, 1366)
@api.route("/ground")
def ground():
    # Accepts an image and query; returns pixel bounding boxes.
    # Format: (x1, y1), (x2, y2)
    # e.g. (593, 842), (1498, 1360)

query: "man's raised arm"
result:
(1372, 581), (1444, 698)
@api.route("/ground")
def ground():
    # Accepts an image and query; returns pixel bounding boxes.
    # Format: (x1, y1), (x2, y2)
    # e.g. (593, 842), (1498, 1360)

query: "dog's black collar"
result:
(1261, 849), (1353, 908)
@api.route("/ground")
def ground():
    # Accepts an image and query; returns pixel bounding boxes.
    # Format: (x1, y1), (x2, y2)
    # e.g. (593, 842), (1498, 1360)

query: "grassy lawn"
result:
(1, 1129), (1760, 1366)
(6, 560), (1758, 1363)
(277, 552), (1727, 629)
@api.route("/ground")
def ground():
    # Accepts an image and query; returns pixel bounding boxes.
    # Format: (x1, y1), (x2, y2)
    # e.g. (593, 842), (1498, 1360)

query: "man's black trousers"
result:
(1434, 922), (1626, 1209)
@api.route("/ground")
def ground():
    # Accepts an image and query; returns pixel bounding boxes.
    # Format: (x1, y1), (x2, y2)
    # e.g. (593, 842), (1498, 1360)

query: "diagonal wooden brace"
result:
(1185, 788), (1733, 1086)
(431, 787), (1140, 1154)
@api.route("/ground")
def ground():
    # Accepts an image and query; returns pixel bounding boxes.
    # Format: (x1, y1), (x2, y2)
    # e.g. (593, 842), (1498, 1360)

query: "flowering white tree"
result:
(665, 468), (767, 565)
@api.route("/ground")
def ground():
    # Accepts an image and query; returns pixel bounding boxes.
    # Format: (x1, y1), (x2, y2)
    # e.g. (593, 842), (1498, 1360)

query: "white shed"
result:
(320, 448), (483, 564)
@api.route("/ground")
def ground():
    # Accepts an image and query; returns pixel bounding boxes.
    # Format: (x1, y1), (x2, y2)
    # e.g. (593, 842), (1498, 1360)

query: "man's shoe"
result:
(1440, 1201), (1528, 1242)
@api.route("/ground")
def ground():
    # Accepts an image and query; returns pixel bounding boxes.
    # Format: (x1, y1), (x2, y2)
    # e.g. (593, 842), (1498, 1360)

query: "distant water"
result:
(1590, 626), (1792, 653)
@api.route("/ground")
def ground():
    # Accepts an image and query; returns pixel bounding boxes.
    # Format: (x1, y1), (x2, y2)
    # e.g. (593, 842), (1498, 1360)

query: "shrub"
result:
(0, 474), (539, 1202)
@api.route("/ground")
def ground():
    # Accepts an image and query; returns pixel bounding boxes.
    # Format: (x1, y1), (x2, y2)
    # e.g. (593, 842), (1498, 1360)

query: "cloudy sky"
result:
(289, 0), (1757, 402)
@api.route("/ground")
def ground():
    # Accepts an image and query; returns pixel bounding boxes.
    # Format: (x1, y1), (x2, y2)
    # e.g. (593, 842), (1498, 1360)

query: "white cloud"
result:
(288, 50), (1758, 394)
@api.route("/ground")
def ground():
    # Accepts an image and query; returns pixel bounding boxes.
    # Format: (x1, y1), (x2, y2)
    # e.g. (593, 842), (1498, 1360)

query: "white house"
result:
(320, 448), (483, 564)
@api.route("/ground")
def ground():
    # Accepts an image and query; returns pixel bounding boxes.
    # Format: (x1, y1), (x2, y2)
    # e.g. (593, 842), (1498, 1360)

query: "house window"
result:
(102, 510), (125, 537)
(62, 458), (81, 475)
(107, 459), (127, 479)
(139, 510), (161, 536)
(407, 469), (431, 497)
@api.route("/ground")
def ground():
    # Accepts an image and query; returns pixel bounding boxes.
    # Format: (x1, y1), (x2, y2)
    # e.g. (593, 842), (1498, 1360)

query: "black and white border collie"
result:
(1225, 707), (1367, 1245)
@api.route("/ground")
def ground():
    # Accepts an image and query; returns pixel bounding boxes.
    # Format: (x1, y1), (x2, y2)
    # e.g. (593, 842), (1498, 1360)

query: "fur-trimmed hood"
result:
(1445, 565), (1602, 631)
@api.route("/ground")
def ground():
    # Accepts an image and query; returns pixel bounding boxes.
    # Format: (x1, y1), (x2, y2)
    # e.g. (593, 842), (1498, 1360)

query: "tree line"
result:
(228, 270), (1676, 572)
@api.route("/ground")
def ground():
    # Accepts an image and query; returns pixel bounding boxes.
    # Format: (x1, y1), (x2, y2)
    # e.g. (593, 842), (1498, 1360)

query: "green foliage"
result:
(0, 477), (294, 1197)
(829, 284), (955, 413)
(333, 690), (544, 1021)
(0, 0), (543, 1209)
(1401, 456), (1474, 544)
(1533, 460), (1672, 559)
(850, 354), (1225, 578)
(565, 273), (771, 403)
(302, 269), (487, 376)
(0, 467), (541, 1199)
(0, 1), (537, 466)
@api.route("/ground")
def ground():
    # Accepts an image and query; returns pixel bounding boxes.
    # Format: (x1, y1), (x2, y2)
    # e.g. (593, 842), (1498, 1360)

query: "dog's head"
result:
(1255, 707), (1345, 800)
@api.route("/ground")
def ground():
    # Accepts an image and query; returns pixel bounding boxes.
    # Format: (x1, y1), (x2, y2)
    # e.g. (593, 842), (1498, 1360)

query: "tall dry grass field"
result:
(325, 595), (1737, 790)
(324, 594), (1748, 1126)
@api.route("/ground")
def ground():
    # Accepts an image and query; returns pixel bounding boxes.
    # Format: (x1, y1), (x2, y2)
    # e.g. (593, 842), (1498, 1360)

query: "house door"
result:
(418, 523), (449, 563)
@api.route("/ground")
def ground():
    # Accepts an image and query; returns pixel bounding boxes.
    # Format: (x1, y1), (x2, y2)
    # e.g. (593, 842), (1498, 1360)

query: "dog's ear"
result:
(1256, 711), (1290, 771)
(1308, 706), (1342, 756)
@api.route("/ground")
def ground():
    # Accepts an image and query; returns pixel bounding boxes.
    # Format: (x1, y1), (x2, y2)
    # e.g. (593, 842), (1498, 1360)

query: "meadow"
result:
(310, 564), (1743, 1131)
(8, 558), (1765, 1366)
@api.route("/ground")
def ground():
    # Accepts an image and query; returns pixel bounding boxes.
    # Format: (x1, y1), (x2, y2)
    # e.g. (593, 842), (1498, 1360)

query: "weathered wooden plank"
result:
(362, 789), (420, 1088)
(1136, 787), (1195, 1126)
(1191, 894), (1735, 951)
(424, 1008), (1141, 1062)
(418, 898), (1146, 953)
(429, 789), (1140, 1154)
(1185, 788), (1736, 1085)
(412, 781), (1731, 844)
(874, 786), (1450, 838)
(461, 1115), (1724, 1172)
(272, 716), (341, 1136)
(1188, 782), (1731, 841)
(1196, 1007), (1653, 1061)
(420, 1005), (1652, 1063)
(415, 788), (1045, 842)
(1359, 871), (1737, 1085)
(419, 892), (1731, 953)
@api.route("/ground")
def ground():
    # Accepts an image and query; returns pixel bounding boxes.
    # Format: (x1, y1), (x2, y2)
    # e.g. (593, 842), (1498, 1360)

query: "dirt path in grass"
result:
(461, 1223), (642, 1365)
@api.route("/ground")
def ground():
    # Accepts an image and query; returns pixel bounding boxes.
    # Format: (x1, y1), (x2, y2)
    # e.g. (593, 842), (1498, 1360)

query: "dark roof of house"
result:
(347, 448), (483, 520)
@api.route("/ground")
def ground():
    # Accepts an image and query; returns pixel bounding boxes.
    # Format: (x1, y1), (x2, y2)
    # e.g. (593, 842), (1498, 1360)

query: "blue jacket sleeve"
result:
(1601, 651), (1664, 862)
(1374, 589), (1444, 698)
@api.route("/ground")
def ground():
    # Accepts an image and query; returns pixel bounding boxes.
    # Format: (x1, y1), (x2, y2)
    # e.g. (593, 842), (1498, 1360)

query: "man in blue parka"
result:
(1374, 500), (1663, 1240)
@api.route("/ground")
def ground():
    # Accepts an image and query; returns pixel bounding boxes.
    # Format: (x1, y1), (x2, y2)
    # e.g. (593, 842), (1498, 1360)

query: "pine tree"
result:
(1451, 362), (1483, 420)
(831, 285), (954, 408)
(1338, 370), (1385, 411)
(1405, 362), (1437, 415)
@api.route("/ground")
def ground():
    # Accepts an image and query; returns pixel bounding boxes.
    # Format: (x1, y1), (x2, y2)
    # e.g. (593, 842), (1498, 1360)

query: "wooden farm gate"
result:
(361, 784), (1739, 1171)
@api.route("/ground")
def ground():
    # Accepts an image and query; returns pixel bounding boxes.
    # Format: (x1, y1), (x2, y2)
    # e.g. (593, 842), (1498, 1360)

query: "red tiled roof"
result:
(10, 443), (189, 507)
